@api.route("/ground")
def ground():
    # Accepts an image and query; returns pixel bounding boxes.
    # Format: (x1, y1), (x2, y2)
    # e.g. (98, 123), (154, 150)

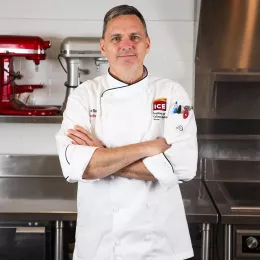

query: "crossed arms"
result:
(67, 125), (171, 181)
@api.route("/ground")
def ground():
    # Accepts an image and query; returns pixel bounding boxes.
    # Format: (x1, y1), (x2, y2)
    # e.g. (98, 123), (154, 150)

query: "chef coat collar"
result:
(106, 66), (149, 90)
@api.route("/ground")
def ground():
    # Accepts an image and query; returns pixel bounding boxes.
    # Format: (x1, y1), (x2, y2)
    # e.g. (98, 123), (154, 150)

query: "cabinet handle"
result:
(15, 227), (45, 234)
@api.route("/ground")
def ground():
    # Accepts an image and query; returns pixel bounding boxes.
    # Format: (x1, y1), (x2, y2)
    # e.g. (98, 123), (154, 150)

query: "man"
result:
(56, 5), (197, 260)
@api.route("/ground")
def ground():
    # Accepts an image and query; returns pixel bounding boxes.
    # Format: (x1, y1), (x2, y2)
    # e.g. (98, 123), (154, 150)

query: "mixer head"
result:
(0, 35), (51, 66)
(60, 37), (102, 59)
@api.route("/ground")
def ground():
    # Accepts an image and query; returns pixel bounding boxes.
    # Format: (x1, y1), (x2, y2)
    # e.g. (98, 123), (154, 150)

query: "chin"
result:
(122, 60), (139, 69)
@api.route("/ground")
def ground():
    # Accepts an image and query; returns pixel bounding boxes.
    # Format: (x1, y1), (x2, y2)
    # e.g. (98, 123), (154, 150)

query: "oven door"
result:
(0, 222), (51, 260)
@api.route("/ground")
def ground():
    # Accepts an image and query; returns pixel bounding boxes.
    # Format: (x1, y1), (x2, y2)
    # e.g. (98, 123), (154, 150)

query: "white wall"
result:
(0, 0), (198, 154)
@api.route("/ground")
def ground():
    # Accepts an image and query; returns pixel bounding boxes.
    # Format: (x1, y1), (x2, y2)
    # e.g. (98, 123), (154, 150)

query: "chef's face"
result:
(100, 15), (150, 74)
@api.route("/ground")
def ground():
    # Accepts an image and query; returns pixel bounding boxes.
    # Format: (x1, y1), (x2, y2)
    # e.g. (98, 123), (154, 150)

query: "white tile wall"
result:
(0, 0), (194, 20)
(0, 0), (199, 154)
(0, 124), (60, 155)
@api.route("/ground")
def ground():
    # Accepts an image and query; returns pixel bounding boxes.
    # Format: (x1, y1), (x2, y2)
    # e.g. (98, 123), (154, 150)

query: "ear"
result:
(145, 36), (151, 54)
(100, 38), (106, 56)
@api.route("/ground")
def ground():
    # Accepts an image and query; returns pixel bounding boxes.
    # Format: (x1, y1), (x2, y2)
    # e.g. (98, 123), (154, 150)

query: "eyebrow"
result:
(130, 32), (141, 36)
(110, 33), (121, 38)
(110, 32), (141, 38)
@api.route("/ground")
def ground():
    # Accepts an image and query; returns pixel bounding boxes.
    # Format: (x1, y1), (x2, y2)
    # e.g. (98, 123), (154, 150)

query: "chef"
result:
(56, 4), (198, 260)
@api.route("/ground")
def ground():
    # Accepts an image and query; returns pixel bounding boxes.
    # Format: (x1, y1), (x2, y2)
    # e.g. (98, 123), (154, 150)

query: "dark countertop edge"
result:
(0, 212), (217, 224)
(186, 215), (218, 224)
(221, 215), (260, 225)
(0, 213), (77, 221)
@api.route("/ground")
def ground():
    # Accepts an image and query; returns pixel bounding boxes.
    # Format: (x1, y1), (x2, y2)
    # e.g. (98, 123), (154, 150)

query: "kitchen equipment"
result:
(195, 0), (260, 119)
(204, 159), (260, 260)
(0, 155), (78, 260)
(0, 35), (60, 116)
(179, 160), (218, 260)
(0, 221), (52, 260)
(234, 227), (260, 259)
(59, 37), (107, 111)
(180, 180), (218, 260)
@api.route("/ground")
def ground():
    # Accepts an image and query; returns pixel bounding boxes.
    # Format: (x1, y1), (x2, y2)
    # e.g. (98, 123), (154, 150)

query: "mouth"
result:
(118, 54), (137, 58)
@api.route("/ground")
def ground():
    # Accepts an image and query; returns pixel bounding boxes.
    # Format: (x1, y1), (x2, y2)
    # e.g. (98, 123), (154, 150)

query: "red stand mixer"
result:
(0, 35), (60, 115)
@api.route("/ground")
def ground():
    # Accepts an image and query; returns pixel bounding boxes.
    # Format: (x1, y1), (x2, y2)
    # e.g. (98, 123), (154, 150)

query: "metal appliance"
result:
(235, 227), (260, 259)
(0, 155), (78, 260)
(195, 1), (260, 259)
(179, 166), (218, 260)
(0, 35), (60, 116)
(204, 159), (260, 260)
(0, 221), (52, 260)
(195, 0), (260, 119)
(177, 160), (218, 260)
(0, 154), (219, 260)
(59, 37), (107, 111)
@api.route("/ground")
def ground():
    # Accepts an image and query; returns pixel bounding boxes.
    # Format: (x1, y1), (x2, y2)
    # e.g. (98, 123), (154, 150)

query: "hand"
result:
(144, 138), (171, 157)
(67, 125), (105, 148)
(116, 171), (157, 181)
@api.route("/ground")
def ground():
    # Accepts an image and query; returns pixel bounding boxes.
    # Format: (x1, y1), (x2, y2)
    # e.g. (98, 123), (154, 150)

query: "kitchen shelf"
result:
(0, 115), (63, 124)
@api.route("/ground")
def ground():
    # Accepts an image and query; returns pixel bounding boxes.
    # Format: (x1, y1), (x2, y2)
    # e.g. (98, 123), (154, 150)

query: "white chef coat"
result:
(56, 69), (198, 260)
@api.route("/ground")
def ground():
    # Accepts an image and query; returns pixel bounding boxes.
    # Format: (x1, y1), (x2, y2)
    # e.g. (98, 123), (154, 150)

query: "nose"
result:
(120, 38), (134, 51)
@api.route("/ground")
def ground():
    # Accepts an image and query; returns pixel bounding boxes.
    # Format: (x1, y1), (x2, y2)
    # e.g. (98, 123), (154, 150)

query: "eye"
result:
(131, 35), (140, 41)
(111, 36), (120, 42)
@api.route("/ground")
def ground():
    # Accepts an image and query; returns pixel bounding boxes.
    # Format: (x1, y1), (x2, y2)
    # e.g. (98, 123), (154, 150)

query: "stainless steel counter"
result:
(0, 176), (218, 224)
(180, 180), (218, 224)
(0, 177), (77, 221)
(205, 181), (260, 224)
(0, 163), (215, 260)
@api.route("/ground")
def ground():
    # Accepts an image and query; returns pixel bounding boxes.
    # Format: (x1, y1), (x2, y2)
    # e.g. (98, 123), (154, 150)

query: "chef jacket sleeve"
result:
(55, 86), (99, 183)
(143, 83), (198, 186)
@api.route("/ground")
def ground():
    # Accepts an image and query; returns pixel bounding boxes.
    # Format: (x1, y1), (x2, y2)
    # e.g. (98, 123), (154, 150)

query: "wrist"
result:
(137, 142), (151, 158)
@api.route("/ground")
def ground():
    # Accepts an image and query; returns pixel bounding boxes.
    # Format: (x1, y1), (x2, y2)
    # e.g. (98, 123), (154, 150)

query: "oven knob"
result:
(246, 237), (258, 249)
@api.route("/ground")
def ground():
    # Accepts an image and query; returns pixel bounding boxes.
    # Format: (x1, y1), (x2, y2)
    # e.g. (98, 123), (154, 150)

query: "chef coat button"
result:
(146, 203), (152, 208)
(146, 89), (151, 94)
(113, 207), (119, 213)
(110, 175), (115, 179)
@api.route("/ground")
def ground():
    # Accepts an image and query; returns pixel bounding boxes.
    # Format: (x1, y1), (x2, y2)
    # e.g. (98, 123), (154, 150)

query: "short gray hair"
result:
(102, 5), (148, 39)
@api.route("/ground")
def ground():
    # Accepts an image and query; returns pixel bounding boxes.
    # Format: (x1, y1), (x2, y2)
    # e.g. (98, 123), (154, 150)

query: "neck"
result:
(109, 66), (144, 84)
